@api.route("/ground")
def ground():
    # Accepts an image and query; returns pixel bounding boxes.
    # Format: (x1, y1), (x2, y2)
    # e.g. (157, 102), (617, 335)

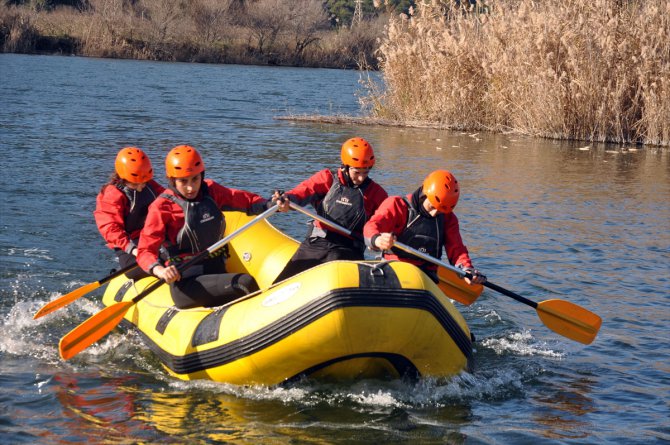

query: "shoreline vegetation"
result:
(365, 0), (668, 147)
(0, 0), (395, 68)
(2, 0), (668, 147)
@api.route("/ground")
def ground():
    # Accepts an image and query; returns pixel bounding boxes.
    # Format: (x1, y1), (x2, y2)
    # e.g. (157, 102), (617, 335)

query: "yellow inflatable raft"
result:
(101, 212), (474, 385)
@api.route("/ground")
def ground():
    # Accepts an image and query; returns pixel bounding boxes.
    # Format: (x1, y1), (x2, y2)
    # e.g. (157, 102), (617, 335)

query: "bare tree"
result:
(244, 0), (290, 54)
(141, 0), (186, 42)
(286, 0), (328, 63)
(244, 0), (327, 61)
(188, 0), (232, 46)
(83, 0), (127, 49)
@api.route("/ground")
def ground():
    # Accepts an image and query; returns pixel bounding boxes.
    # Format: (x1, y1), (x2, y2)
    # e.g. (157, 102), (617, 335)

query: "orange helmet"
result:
(165, 145), (205, 178)
(114, 147), (153, 183)
(423, 170), (460, 214)
(341, 137), (375, 168)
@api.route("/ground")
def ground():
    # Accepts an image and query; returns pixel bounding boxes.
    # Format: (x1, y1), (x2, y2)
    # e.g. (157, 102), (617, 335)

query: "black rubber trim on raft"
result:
(284, 352), (420, 384)
(192, 306), (229, 347)
(357, 262), (401, 288)
(134, 288), (473, 377)
(114, 279), (135, 302)
(155, 307), (179, 335)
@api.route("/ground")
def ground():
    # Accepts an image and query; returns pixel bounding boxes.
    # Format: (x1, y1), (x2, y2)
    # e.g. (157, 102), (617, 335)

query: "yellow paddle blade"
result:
(537, 299), (602, 345)
(437, 266), (483, 306)
(34, 281), (100, 320)
(59, 301), (134, 360)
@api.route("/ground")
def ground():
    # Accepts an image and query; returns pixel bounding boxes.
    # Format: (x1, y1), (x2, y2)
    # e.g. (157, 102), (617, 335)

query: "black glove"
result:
(460, 266), (487, 282)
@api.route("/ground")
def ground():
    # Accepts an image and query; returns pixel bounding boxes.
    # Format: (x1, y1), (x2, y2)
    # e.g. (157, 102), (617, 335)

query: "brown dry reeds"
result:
(366, 0), (670, 146)
(0, 6), (38, 53)
(0, 0), (383, 69)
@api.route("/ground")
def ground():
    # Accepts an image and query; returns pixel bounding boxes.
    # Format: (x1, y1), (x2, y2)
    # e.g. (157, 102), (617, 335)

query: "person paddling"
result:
(94, 147), (165, 281)
(364, 170), (486, 285)
(273, 137), (388, 283)
(137, 145), (288, 309)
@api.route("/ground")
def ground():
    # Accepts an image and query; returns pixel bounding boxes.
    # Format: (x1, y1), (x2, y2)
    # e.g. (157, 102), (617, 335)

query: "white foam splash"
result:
(83, 333), (131, 357)
(167, 379), (311, 404)
(483, 309), (502, 324)
(1, 301), (59, 360)
(481, 330), (564, 358)
(22, 247), (53, 260)
(161, 371), (535, 408)
(349, 388), (405, 408)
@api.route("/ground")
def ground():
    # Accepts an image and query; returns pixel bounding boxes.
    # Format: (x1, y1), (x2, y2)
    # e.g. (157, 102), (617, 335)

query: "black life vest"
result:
(161, 183), (225, 257)
(393, 197), (445, 260)
(118, 183), (159, 235)
(315, 169), (368, 235)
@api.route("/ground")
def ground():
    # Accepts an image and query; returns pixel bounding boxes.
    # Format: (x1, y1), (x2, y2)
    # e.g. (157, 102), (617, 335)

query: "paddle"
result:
(289, 202), (601, 344)
(369, 225), (601, 344)
(33, 263), (140, 320)
(481, 281), (602, 345)
(287, 202), (482, 305)
(58, 204), (280, 360)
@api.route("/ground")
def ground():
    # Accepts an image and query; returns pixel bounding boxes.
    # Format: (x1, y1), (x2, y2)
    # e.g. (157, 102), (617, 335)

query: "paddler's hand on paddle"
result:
(459, 265), (487, 285)
(373, 232), (396, 251)
(271, 189), (290, 212)
(152, 264), (180, 283)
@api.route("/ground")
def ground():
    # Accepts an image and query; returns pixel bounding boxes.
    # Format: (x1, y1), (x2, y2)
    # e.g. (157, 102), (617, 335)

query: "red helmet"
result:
(114, 147), (153, 183)
(341, 137), (375, 168)
(165, 145), (204, 178)
(423, 170), (460, 214)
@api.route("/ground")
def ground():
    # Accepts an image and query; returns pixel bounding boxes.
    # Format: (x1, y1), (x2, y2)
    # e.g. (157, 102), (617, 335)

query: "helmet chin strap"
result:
(341, 165), (355, 187)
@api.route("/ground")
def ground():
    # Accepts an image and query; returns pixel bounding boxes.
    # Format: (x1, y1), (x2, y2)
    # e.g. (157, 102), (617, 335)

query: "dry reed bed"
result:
(366, 0), (669, 146)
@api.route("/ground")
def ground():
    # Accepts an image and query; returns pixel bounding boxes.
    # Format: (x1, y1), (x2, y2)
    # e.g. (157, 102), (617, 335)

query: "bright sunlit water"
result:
(1, 54), (668, 444)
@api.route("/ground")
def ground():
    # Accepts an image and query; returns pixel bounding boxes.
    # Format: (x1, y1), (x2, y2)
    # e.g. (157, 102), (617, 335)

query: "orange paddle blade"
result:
(437, 266), (483, 306)
(537, 299), (602, 345)
(59, 301), (134, 360)
(34, 282), (100, 320)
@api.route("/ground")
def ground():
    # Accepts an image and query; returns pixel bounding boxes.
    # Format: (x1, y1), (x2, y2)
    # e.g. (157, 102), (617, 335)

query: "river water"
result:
(0, 54), (668, 444)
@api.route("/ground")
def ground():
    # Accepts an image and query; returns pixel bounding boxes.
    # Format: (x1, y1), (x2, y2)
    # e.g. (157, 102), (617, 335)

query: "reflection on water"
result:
(532, 377), (596, 440)
(47, 375), (478, 443)
(50, 374), (166, 444)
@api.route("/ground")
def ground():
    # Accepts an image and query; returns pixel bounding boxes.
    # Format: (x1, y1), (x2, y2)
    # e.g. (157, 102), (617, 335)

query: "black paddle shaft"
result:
(483, 281), (538, 309)
(102, 262), (139, 284)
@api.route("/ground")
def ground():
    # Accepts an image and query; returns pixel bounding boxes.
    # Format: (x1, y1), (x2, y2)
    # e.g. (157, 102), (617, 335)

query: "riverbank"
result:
(4, 1), (667, 147)
(0, 1), (385, 69)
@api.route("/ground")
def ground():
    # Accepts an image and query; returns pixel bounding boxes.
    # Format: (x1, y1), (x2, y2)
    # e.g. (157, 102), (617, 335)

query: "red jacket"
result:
(94, 180), (164, 253)
(363, 194), (473, 270)
(285, 168), (388, 234)
(137, 179), (270, 273)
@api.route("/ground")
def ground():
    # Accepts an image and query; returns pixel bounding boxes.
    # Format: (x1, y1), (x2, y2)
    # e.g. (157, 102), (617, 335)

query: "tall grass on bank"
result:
(0, 0), (386, 69)
(365, 0), (669, 146)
